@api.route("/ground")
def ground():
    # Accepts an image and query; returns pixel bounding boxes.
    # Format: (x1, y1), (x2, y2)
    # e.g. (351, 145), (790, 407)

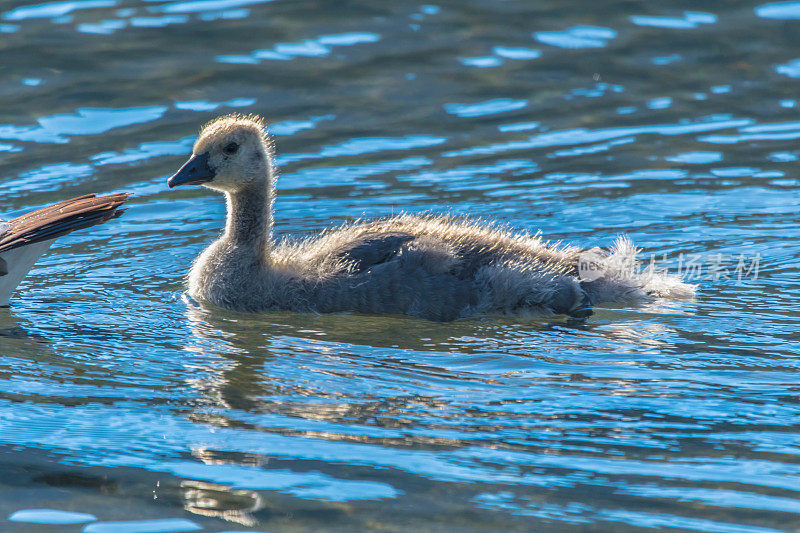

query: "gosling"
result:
(167, 114), (694, 321)
(0, 193), (129, 306)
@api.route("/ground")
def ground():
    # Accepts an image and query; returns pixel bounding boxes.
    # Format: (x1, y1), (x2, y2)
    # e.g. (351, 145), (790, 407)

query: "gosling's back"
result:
(189, 214), (591, 320)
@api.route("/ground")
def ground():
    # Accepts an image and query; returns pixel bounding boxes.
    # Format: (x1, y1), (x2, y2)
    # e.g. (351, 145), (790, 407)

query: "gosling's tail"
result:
(579, 235), (696, 305)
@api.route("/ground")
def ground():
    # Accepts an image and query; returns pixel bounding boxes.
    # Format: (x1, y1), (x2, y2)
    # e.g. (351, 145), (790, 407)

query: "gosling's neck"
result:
(223, 182), (274, 258)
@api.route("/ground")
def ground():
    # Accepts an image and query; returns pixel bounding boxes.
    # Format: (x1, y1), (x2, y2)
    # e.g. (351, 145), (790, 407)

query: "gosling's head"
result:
(167, 113), (274, 193)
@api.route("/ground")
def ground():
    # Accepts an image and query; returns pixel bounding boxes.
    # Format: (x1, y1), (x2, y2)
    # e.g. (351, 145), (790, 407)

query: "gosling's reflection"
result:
(179, 299), (525, 417)
(589, 298), (696, 354)
(180, 299), (536, 437)
(178, 296), (695, 412)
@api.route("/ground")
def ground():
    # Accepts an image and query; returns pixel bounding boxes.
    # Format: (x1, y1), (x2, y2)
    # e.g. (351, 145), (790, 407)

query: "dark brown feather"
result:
(0, 193), (130, 254)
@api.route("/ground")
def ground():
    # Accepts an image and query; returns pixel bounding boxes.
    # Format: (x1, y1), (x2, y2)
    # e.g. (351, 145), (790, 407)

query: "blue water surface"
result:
(1, 0), (800, 531)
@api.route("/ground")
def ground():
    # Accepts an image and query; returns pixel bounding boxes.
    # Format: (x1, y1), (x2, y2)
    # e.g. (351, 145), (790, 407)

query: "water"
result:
(1, 0), (799, 531)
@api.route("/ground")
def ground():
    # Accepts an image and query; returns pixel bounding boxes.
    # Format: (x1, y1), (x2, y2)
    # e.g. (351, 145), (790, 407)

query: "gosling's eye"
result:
(223, 142), (239, 155)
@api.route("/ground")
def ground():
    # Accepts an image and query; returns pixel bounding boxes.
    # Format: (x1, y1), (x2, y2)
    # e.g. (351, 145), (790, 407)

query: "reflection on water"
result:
(2, 0), (800, 531)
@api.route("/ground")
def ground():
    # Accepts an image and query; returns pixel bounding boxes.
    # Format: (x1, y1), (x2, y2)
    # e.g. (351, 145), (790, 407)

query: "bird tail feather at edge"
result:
(0, 193), (130, 254)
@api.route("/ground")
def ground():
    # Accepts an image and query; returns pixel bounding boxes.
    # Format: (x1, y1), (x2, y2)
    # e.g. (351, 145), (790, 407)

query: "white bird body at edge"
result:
(0, 239), (55, 306)
(0, 193), (129, 306)
(168, 114), (695, 321)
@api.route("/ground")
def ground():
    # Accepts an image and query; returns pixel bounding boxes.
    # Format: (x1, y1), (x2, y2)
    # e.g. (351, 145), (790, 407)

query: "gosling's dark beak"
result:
(167, 152), (214, 188)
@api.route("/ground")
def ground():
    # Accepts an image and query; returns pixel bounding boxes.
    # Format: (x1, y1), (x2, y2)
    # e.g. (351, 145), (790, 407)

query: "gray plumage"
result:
(168, 114), (695, 321)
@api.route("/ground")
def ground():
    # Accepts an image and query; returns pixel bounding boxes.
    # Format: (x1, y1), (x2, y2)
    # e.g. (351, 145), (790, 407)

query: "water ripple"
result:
(775, 58), (800, 77)
(174, 97), (255, 112)
(630, 11), (717, 29)
(9, 509), (97, 524)
(83, 518), (202, 533)
(665, 151), (723, 164)
(269, 114), (334, 136)
(443, 117), (753, 157)
(153, 0), (271, 14)
(534, 26), (617, 49)
(91, 136), (195, 166)
(130, 14), (188, 27)
(217, 32), (380, 64)
(0, 106), (167, 144)
(280, 156), (431, 190)
(755, 1), (800, 19)
(444, 98), (528, 118)
(278, 135), (447, 165)
(3, 0), (116, 21)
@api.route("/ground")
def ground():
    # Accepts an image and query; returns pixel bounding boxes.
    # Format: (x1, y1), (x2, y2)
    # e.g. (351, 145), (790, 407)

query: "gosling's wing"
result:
(0, 193), (130, 254)
(332, 231), (415, 273)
